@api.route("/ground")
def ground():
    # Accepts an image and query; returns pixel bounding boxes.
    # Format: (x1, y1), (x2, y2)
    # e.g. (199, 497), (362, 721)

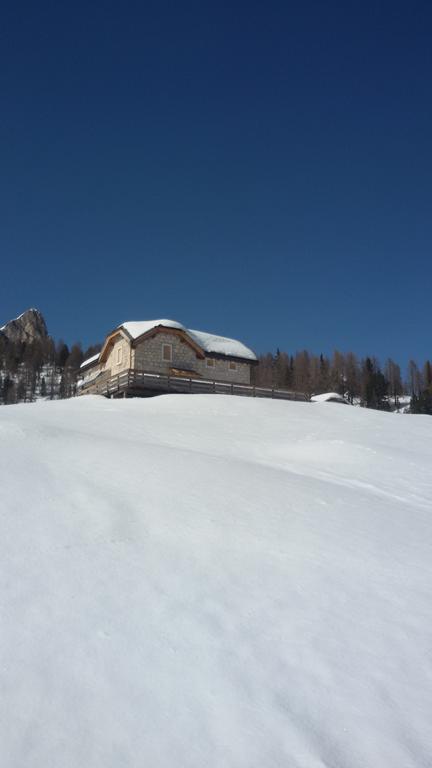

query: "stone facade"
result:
(133, 331), (251, 384)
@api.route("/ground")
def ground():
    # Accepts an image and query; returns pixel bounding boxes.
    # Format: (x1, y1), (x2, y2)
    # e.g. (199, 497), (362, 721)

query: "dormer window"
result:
(162, 343), (172, 362)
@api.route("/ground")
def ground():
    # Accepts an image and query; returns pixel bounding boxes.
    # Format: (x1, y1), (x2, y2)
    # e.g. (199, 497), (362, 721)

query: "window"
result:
(229, 361), (237, 371)
(206, 358), (215, 368)
(116, 347), (122, 365)
(162, 343), (172, 362)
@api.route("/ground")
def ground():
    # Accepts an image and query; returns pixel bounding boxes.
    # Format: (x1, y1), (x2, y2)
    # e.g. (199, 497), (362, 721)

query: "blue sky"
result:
(1, 1), (431, 364)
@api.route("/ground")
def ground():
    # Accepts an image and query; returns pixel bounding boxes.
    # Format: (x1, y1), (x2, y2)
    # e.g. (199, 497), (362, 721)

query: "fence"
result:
(79, 368), (309, 402)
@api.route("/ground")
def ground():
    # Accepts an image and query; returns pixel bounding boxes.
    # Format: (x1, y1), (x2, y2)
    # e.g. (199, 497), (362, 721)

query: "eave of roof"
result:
(80, 353), (100, 369)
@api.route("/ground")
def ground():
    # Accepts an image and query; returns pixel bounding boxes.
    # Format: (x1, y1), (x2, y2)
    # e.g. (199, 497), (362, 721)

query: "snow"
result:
(80, 353), (100, 369)
(119, 319), (257, 360)
(187, 328), (257, 361)
(1, 395), (432, 767)
(311, 391), (349, 403)
(121, 318), (186, 339)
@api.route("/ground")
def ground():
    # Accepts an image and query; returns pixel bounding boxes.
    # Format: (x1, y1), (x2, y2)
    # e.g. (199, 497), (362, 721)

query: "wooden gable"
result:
(99, 329), (130, 364)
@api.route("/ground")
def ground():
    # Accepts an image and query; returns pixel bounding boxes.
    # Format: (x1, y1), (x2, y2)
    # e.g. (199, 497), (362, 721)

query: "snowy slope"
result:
(1, 395), (431, 768)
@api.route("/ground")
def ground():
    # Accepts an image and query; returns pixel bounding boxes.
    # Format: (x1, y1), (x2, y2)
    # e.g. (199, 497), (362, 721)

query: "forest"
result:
(253, 349), (432, 413)
(0, 335), (100, 405)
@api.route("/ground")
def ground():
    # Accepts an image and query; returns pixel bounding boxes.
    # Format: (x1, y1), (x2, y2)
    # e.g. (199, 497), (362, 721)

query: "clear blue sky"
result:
(1, 1), (431, 364)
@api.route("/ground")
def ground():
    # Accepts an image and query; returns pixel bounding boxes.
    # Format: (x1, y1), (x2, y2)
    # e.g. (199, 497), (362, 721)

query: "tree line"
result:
(253, 349), (432, 414)
(0, 336), (100, 405)
(1, 333), (431, 414)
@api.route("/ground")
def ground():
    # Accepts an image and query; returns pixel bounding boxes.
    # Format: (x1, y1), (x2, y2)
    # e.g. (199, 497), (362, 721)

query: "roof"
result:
(121, 319), (185, 339)
(80, 353), (100, 369)
(119, 319), (257, 361)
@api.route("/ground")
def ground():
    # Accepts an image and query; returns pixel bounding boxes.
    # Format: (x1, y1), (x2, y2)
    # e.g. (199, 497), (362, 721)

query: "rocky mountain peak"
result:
(0, 308), (48, 344)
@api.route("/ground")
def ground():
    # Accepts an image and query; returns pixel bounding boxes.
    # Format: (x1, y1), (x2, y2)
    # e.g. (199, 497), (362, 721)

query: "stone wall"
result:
(134, 331), (252, 384)
(195, 354), (251, 384)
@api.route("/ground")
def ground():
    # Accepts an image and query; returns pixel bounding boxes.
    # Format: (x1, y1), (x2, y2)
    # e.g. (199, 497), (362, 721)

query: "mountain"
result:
(0, 308), (48, 344)
(1, 394), (431, 767)
(0, 309), (72, 404)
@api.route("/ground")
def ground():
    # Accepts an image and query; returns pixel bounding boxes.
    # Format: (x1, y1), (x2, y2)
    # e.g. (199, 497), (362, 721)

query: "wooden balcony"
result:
(78, 368), (309, 402)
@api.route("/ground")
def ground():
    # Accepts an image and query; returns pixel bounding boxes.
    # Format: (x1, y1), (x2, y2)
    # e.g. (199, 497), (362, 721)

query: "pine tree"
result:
(424, 360), (432, 389)
(362, 358), (389, 410)
(345, 352), (360, 403)
(317, 353), (330, 393)
(17, 379), (26, 402)
(2, 375), (15, 404)
(56, 341), (70, 368)
(410, 388), (432, 415)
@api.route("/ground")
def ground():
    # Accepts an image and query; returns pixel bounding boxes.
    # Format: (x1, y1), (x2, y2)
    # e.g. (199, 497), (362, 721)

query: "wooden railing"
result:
(79, 368), (309, 402)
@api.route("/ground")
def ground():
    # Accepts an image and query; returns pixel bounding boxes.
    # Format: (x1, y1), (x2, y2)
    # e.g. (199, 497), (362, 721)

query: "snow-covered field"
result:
(1, 395), (431, 767)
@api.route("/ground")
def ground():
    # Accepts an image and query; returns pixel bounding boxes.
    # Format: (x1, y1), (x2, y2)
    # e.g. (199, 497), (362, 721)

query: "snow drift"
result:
(1, 395), (431, 767)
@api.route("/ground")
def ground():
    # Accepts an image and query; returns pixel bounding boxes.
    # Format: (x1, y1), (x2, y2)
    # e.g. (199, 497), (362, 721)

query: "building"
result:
(78, 319), (258, 397)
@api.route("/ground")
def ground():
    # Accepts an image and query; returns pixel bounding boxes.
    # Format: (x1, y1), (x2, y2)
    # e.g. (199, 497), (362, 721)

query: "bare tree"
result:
(407, 360), (422, 397)
(385, 358), (403, 410)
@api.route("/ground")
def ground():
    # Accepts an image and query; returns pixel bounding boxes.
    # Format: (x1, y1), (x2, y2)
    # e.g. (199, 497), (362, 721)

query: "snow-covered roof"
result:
(80, 353), (100, 369)
(119, 319), (257, 361)
(188, 329), (257, 361)
(311, 392), (348, 404)
(121, 319), (185, 340)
